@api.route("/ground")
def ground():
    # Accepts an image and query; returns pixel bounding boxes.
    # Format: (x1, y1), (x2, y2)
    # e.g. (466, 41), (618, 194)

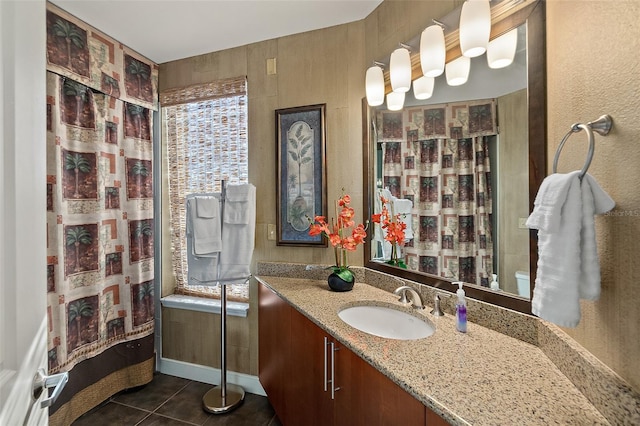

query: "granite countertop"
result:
(256, 275), (609, 426)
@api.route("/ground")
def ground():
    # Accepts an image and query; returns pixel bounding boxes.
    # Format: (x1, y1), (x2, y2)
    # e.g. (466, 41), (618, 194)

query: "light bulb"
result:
(386, 91), (405, 111)
(413, 76), (435, 100)
(445, 56), (470, 86)
(365, 65), (385, 106)
(459, 0), (491, 58)
(487, 28), (518, 69)
(390, 47), (411, 93)
(420, 25), (445, 78)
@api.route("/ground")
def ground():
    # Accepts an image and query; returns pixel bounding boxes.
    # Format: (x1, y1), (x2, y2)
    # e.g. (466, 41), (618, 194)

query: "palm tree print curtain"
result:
(377, 99), (496, 287)
(46, 73), (156, 422)
(46, 70), (155, 377)
(45, 4), (159, 423)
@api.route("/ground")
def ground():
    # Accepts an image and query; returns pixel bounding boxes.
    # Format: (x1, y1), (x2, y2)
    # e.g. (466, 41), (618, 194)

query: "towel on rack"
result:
(189, 196), (222, 256)
(394, 198), (414, 241)
(219, 184), (256, 282)
(185, 194), (220, 286)
(526, 172), (614, 327)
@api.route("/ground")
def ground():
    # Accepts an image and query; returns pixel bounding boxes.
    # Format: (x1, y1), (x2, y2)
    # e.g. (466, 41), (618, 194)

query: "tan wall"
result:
(159, 0), (640, 393)
(497, 89), (529, 295)
(547, 0), (640, 392)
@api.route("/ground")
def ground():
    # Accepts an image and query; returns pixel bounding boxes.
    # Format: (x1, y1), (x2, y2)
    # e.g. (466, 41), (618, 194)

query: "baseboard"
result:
(157, 357), (265, 396)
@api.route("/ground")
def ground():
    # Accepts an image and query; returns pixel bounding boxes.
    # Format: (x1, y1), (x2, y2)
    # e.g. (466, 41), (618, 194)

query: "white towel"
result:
(189, 196), (222, 256)
(219, 184), (256, 282)
(526, 172), (614, 327)
(393, 198), (414, 241)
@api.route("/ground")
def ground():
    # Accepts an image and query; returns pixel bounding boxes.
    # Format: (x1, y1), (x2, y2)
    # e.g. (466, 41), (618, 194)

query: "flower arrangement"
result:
(309, 193), (367, 283)
(371, 195), (407, 268)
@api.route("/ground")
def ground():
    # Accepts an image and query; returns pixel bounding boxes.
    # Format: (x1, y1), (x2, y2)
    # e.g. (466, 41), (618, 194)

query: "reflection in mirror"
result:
(363, 1), (546, 314)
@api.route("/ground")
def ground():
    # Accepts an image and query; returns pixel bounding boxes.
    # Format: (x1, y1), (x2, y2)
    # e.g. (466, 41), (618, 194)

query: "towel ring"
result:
(552, 115), (612, 179)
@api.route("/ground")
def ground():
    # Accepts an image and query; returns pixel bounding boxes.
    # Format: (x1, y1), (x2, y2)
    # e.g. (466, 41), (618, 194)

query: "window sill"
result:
(160, 294), (249, 318)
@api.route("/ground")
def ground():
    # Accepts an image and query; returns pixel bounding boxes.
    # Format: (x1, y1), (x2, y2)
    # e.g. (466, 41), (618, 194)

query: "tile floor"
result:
(72, 373), (282, 426)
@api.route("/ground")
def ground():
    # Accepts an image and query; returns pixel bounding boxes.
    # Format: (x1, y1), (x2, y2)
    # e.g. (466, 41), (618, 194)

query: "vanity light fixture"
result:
(459, 0), (491, 58)
(487, 28), (518, 69)
(420, 22), (446, 78)
(413, 76), (435, 100)
(365, 62), (385, 106)
(386, 91), (405, 111)
(445, 56), (470, 86)
(390, 44), (412, 93)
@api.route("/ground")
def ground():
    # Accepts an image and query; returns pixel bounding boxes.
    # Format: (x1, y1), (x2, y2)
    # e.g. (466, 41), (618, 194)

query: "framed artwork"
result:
(276, 104), (327, 246)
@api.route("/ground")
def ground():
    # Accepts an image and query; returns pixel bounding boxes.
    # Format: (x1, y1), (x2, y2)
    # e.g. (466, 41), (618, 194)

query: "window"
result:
(161, 77), (248, 301)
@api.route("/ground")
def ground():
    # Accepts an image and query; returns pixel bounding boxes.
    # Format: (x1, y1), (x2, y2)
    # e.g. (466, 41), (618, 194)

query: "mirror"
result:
(362, 0), (546, 314)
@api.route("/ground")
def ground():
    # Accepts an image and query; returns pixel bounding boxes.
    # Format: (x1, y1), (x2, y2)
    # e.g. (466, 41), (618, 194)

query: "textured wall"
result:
(159, 0), (640, 393)
(547, 0), (640, 392)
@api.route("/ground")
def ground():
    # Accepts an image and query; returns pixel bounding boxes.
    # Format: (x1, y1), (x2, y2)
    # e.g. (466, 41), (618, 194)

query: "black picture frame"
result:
(276, 104), (327, 246)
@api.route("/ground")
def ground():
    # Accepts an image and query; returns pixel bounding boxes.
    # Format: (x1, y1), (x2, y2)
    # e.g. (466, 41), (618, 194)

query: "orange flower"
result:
(373, 195), (408, 268)
(308, 192), (368, 274)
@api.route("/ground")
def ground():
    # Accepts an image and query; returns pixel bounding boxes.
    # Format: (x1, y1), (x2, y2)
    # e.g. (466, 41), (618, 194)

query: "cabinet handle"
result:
(323, 336), (329, 392)
(330, 342), (341, 399)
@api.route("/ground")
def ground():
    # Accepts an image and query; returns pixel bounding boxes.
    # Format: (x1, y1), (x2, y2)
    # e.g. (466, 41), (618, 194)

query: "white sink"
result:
(338, 304), (435, 340)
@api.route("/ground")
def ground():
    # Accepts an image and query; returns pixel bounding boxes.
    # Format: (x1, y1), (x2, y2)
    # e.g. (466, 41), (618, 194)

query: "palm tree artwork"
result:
(128, 159), (151, 199)
(125, 56), (151, 100)
(51, 18), (85, 69)
(469, 104), (492, 134)
(63, 79), (89, 126)
(105, 121), (118, 144)
(137, 281), (154, 323)
(105, 252), (120, 276)
(101, 73), (120, 98)
(67, 298), (94, 350)
(286, 122), (313, 231)
(132, 220), (153, 261)
(66, 226), (92, 273)
(419, 256), (438, 275)
(48, 348), (58, 371)
(105, 186), (119, 209)
(64, 152), (92, 198)
(126, 103), (147, 140)
(424, 108), (444, 136)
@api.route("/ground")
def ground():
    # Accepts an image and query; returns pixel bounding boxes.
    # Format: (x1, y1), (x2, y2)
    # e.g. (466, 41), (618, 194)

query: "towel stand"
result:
(552, 114), (613, 179)
(201, 180), (252, 414)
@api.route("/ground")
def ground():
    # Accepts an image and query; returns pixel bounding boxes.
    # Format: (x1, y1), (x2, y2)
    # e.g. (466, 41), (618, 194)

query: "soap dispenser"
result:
(454, 282), (467, 333)
(490, 274), (500, 291)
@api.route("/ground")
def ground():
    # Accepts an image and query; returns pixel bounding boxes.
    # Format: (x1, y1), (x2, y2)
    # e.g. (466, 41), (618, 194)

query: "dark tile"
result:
(72, 401), (150, 425)
(268, 414), (283, 426)
(203, 393), (275, 426)
(137, 413), (197, 425)
(114, 373), (190, 411)
(155, 381), (213, 425)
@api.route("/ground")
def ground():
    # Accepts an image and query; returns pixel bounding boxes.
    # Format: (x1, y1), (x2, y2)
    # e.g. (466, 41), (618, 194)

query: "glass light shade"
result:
(487, 28), (518, 69)
(420, 25), (445, 77)
(390, 47), (412, 93)
(365, 66), (385, 106)
(413, 76), (435, 100)
(386, 91), (405, 111)
(459, 0), (491, 58)
(445, 56), (470, 86)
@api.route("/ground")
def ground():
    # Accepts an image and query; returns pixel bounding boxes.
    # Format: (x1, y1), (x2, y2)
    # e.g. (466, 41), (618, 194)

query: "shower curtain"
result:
(377, 99), (496, 287)
(45, 4), (158, 424)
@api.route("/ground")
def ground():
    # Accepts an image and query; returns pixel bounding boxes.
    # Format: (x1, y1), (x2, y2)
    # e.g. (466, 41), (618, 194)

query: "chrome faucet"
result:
(393, 285), (424, 310)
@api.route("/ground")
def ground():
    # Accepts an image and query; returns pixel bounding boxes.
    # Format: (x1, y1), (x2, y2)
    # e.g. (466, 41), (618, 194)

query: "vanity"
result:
(257, 273), (613, 425)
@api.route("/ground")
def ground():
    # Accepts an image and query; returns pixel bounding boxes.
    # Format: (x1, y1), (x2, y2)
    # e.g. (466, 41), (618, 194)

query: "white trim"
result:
(157, 357), (265, 396)
(160, 294), (249, 317)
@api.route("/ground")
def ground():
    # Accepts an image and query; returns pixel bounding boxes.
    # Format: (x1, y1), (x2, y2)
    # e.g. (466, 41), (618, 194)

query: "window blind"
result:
(162, 77), (249, 301)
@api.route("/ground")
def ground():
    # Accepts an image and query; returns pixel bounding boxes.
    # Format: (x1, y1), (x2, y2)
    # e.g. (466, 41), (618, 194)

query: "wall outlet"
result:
(518, 217), (528, 229)
(267, 224), (276, 240)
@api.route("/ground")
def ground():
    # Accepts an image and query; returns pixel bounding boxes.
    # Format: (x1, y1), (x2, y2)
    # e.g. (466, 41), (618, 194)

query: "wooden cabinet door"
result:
(339, 346), (426, 426)
(288, 308), (334, 426)
(258, 283), (291, 423)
